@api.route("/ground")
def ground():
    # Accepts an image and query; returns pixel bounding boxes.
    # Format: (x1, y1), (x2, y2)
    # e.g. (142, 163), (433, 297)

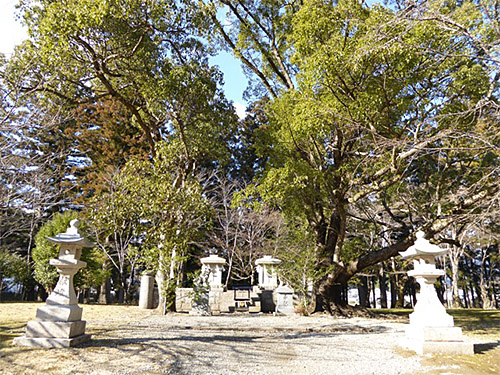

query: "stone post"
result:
(399, 231), (473, 355)
(139, 272), (155, 309)
(14, 219), (93, 348)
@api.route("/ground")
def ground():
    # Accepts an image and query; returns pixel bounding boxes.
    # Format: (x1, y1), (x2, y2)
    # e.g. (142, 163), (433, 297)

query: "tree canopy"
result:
(2, 0), (498, 311)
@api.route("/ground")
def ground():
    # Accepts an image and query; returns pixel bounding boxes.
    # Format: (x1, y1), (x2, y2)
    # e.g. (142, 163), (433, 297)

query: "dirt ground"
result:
(0, 303), (499, 375)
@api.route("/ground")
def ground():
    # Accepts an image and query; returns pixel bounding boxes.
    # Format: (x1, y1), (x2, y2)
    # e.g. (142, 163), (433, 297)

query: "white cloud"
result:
(234, 102), (247, 119)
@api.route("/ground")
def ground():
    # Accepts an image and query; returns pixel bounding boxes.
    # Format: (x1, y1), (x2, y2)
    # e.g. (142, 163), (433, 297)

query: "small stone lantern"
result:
(200, 253), (226, 289)
(255, 256), (281, 289)
(399, 231), (473, 355)
(14, 219), (93, 348)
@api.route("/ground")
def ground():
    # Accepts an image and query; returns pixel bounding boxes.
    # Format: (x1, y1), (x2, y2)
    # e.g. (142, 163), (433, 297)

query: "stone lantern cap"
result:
(399, 231), (448, 260)
(255, 255), (281, 266)
(200, 254), (226, 265)
(47, 219), (94, 248)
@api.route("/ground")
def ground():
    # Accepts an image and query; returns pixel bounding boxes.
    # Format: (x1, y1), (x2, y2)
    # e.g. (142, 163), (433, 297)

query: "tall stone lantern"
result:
(14, 219), (93, 348)
(200, 253), (226, 289)
(399, 231), (473, 354)
(255, 256), (281, 289)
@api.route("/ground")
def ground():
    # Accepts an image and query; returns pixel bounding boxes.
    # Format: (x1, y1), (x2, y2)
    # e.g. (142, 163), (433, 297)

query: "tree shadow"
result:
(474, 340), (500, 354)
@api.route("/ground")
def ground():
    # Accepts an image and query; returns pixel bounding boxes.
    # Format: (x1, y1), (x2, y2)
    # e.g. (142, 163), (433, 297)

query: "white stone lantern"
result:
(255, 256), (281, 289)
(200, 254), (226, 289)
(14, 219), (93, 348)
(399, 231), (473, 354)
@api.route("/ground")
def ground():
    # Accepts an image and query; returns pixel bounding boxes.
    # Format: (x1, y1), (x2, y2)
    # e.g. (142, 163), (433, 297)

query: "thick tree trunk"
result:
(317, 238), (413, 311)
(357, 276), (370, 308)
(98, 278), (111, 304)
(379, 264), (388, 308)
(480, 260), (494, 309)
(371, 277), (377, 308)
(389, 273), (397, 308)
(449, 254), (462, 308)
(395, 274), (406, 308)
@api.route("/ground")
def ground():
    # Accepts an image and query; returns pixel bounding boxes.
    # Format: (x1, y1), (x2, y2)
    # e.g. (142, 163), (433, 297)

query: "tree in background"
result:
(32, 211), (105, 298)
(0, 249), (29, 301)
(1, 54), (84, 299)
(5, 0), (239, 305)
(87, 142), (212, 312)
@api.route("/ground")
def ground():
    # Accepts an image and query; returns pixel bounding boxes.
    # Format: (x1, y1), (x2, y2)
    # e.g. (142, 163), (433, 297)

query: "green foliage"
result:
(275, 218), (322, 311)
(0, 250), (28, 284)
(10, 0), (238, 156)
(86, 141), (212, 304)
(32, 211), (104, 293)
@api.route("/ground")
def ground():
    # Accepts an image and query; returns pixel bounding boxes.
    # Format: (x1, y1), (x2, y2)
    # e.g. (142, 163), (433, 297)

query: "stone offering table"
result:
(399, 231), (473, 355)
(14, 219), (93, 348)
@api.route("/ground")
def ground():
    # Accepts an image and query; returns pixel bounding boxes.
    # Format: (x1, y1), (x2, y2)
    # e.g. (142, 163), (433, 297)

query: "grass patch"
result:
(0, 302), (157, 348)
(370, 308), (500, 336)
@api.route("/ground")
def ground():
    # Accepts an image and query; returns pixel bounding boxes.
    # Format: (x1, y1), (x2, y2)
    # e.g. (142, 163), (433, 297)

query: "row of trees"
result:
(1, 0), (499, 313)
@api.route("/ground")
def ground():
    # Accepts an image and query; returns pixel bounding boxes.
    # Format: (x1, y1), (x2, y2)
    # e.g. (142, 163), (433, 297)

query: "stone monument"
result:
(138, 272), (155, 309)
(14, 219), (93, 348)
(399, 231), (474, 355)
(275, 285), (295, 314)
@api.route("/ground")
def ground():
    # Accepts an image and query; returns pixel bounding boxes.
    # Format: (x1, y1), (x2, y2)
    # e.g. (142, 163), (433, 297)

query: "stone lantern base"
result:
(402, 325), (474, 355)
(14, 333), (91, 349)
(13, 302), (91, 348)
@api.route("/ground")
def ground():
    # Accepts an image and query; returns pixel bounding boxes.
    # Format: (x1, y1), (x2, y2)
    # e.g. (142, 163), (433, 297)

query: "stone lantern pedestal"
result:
(255, 256), (282, 312)
(400, 232), (473, 355)
(14, 220), (93, 348)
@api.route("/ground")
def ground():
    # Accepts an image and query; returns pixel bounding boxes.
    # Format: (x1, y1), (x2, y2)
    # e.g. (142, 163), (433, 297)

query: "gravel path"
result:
(2, 313), (454, 375)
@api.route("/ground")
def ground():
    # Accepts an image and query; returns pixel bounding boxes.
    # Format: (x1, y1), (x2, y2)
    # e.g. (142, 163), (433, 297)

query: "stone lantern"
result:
(255, 256), (281, 289)
(14, 219), (93, 348)
(399, 231), (473, 354)
(200, 253), (226, 289)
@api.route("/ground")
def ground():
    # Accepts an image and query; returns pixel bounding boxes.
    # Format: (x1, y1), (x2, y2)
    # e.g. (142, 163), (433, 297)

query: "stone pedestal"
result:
(14, 220), (92, 348)
(399, 232), (473, 355)
(139, 273), (155, 309)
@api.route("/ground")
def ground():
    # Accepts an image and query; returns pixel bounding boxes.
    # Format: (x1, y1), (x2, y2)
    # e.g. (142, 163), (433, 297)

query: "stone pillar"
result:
(399, 231), (473, 355)
(14, 219), (93, 348)
(255, 256), (281, 289)
(139, 273), (155, 309)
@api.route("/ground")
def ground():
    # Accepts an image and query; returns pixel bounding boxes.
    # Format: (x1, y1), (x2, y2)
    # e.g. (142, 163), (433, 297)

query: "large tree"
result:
(206, 0), (500, 311)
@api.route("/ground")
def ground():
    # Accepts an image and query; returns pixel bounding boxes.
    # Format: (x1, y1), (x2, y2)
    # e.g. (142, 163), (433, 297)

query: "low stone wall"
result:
(175, 287), (263, 314)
